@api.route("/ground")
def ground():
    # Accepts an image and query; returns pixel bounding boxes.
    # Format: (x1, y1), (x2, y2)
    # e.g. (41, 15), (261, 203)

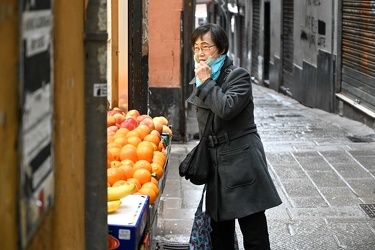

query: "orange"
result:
(121, 159), (135, 167)
(133, 160), (152, 173)
(135, 125), (151, 140)
(116, 127), (129, 135)
(110, 160), (122, 168)
(125, 130), (141, 139)
(126, 178), (142, 193)
(133, 168), (152, 185)
(143, 134), (160, 148)
(120, 146), (138, 163)
(153, 151), (167, 168)
(107, 167), (125, 186)
(107, 160), (111, 169)
(151, 176), (159, 186)
(107, 142), (123, 149)
(150, 142), (158, 151)
(157, 141), (164, 151)
(127, 136), (142, 147)
(121, 144), (136, 150)
(112, 132), (126, 140)
(107, 182), (111, 187)
(107, 150), (114, 162)
(136, 144), (154, 163)
(138, 187), (157, 205)
(108, 147), (121, 161)
(112, 180), (129, 187)
(152, 156), (165, 168)
(142, 182), (159, 196)
(137, 141), (154, 149)
(107, 135), (114, 144)
(114, 136), (128, 147)
(150, 129), (161, 139)
(153, 151), (167, 161)
(151, 162), (164, 179)
(119, 165), (134, 180)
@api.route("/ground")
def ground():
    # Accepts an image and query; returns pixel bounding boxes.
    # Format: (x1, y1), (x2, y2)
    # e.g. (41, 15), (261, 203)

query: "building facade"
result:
(203, 0), (375, 129)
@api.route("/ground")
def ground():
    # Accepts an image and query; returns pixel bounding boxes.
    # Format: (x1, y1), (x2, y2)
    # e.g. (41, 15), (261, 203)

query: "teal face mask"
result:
(205, 55), (216, 66)
(194, 49), (219, 66)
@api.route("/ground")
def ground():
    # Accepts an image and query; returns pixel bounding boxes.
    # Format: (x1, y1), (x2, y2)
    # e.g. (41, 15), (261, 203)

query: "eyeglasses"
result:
(192, 44), (216, 53)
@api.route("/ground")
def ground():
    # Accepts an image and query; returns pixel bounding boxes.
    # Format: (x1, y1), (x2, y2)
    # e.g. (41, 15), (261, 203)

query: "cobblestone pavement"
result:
(154, 84), (375, 250)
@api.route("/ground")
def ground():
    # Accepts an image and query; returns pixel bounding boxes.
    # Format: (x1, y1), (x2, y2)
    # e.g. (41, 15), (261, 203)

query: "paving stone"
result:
(330, 222), (375, 249)
(319, 187), (362, 207)
(270, 164), (306, 179)
(346, 179), (375, 198)
(281, 178), (319, 197)
(291, 195), (329, 208)
(353, 156), (375, 170)
(306, 170), (347, 188)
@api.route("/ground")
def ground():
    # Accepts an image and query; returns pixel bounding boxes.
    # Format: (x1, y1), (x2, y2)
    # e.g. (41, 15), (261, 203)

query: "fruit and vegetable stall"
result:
(106, 107), (172, 250)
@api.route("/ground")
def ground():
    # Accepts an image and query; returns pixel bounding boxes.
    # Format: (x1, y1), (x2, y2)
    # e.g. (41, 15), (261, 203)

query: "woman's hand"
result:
(194, 61), (212, 83)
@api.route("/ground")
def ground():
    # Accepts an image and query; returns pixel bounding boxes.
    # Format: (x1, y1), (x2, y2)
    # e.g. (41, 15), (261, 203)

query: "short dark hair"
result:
(191, 23), (229, 54)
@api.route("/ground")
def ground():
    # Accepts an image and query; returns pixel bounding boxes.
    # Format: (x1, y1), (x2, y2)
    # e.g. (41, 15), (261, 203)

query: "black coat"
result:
(187, 57), (282, 222)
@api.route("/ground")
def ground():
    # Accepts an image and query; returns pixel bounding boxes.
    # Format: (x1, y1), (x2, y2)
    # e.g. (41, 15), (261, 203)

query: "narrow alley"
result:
(155, 83), (375, 250)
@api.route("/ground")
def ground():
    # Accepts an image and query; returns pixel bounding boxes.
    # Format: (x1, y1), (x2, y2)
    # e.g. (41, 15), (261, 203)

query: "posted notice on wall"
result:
(19, 0), (54, 248)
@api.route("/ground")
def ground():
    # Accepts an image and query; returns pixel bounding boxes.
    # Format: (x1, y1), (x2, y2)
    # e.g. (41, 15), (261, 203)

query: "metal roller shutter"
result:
(282, 0), (294, 93)
(251, 0), (260, 80)
(341, 0), (375, 112)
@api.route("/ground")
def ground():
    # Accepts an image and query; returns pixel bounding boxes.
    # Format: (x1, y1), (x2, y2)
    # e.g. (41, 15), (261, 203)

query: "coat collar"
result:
(189, 56), (233, 85)
(187, 56), (233, 108)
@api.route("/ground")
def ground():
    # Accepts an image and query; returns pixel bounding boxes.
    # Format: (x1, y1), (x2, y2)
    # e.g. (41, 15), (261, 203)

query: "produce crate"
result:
(108, 195), (150, 250)
(147, 142), (171, 247)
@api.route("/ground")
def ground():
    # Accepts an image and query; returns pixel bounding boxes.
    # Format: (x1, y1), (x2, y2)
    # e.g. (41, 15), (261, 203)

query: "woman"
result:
(187, 23), (282, 249)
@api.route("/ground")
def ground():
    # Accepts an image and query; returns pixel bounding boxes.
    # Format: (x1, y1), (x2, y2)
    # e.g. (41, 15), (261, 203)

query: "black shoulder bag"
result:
(178, 111), (214, 185)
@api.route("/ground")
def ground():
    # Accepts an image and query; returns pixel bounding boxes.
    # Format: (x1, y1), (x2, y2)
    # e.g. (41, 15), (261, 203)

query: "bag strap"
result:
(195, 185), (206, 214)
(202, 112), (214, 137)
(216, 64), (236, 87)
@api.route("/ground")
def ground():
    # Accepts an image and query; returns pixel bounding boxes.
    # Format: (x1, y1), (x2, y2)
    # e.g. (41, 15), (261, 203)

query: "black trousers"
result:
(210, 211), (271, 250)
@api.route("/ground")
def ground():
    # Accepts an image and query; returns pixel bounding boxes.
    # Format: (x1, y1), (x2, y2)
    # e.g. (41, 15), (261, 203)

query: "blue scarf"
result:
(195, 55), (226, 87)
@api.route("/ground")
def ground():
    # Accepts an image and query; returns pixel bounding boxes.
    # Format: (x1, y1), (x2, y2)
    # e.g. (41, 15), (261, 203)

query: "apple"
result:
(113, 113), (126, 124)
(107, 115), (116, 127)
(140, 117), (155, 130)
(153, 120), (163, 134)
(125, 117), (137, 127)
(107, 131), (115, 136)
(136, 114), (152, 124)
(107, 125), (119, 134)
(120, 117), (138, 131)
(126, 109), (140, 119)
(120, 121), (136, 131)
(107, 109), (122, 116)
(153, 116), (168, 126)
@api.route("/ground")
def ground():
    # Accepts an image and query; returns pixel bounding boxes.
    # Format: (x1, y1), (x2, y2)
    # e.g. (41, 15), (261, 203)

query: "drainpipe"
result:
(84, 1), (108, 249)
(128, 0), (149, 114)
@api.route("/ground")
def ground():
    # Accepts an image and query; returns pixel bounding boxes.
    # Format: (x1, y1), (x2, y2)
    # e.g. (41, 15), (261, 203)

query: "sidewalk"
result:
(154, 84), (375, 250)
